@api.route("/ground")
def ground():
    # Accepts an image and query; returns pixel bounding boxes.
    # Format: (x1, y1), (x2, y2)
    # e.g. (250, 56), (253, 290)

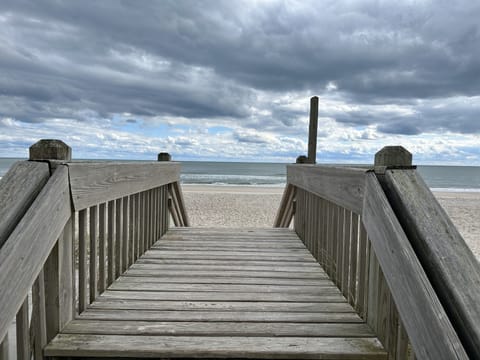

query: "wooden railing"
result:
(0, 141), (188, 360)
(276, 146), (479, 359)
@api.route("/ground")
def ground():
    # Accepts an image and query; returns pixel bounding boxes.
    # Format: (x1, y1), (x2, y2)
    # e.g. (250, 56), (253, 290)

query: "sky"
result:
(0, 0), (479, 164)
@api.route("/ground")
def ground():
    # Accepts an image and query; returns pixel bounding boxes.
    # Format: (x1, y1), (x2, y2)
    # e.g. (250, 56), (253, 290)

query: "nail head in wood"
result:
(374, 146), (412, 167)
(157, 153), (171, 162)
(29, 139), (72, 161)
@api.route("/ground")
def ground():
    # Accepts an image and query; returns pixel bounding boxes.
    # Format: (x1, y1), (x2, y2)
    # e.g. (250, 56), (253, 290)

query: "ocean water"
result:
(1, 158), (480, 191)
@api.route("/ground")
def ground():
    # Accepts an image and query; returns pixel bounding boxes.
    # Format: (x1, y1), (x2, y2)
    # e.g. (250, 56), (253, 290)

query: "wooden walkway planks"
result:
(45, 227), (386, 359)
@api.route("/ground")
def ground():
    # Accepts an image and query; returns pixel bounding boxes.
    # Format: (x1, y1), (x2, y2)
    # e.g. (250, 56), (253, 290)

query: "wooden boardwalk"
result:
(45, 228), (386, 359)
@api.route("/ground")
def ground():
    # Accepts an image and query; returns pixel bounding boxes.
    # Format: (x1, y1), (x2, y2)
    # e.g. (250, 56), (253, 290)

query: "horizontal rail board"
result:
(362, 173), (467, 359)
(0, 161), (50, 247)
(287, 164), (365, 214)
(0, 166), (71, 341)
(68, 161), (180, 210)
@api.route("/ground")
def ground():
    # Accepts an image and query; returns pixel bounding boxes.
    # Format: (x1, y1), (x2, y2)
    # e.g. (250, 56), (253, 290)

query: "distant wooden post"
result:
(157, 152), (172, 162)
(29, 139), (72, 161)
(307, 96), (319, 164)
(374, 146), (412, 168)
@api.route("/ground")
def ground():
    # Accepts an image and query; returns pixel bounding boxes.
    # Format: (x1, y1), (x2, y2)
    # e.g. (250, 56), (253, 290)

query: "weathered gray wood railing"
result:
(275, 146), (480, 359)
(0, 140), (188, 360)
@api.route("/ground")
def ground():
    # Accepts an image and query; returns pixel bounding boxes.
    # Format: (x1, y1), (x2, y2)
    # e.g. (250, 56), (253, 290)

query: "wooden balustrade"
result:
(0, 141), (185, 359)
(281, 146), (474, 359)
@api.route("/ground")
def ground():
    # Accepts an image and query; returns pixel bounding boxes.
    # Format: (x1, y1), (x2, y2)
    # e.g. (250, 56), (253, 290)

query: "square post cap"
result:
(158, 152), (172, 161)
(374, 146), (412, 167)
(29, 139), (72, 161)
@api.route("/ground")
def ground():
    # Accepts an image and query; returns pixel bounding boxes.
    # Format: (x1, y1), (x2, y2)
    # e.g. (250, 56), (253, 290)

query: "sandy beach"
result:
(183, 185), (480, 259)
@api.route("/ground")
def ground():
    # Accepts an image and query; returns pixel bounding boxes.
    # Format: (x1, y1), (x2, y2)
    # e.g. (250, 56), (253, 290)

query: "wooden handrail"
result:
(0, 161), (50, 247)
(0, 165), (71, 342)
(286, 164), (366, 214)
(68, 161), (181, 211)
(379, 169), (480, 358)
(362, 172), (467, 359)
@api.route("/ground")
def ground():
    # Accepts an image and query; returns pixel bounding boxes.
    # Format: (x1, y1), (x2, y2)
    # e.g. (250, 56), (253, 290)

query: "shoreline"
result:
(182, 184), (480, 259)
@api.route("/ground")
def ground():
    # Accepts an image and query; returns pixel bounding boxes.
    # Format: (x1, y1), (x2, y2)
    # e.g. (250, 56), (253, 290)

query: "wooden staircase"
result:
(45, 228), (386, 359)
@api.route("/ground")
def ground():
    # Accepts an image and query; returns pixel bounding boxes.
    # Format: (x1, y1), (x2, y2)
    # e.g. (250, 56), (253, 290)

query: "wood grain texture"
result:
(382, 169), (480, 358)
(287, 164), (365, 214)
(63, 319), (373, 337)
(362, 173), (467, 359)
(68, 161), (180, 210)
(46, 227), (386, 359)
(0, 161), (50, 247)
(45, 334), (386, 359)
(15, 299), (29, 360)
(0, 165), (71, 342)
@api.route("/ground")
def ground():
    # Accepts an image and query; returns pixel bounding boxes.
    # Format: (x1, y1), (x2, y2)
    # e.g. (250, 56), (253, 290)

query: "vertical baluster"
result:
(98, 203), (106, 294)
(144, 191), (149, 251)
(135, 193), (141, 261)
(367, 242), (379, 333)
(89, 205), (97, 304)
(153, 188), (158, 243)
(107, 200), (115, 286)
(32, 270), (46, 360)
(139, 192), (145, 255)
(319, 198), (326, 268)
(59, 218), (74, 329)
(16, 298), (29, 360)
(0, 335), (8, 360)
(115, 197), (123, 279)
(332, 204), (339, 282)
(342, 210), (351, 299)
(122, 196), (129, 272)
(357, 224), (369, 318)
(149, 189), (154, 246)
(78, 209), (88, 313)
(337, 207), (344, 291)
(158, 187), (162, 238)
(128, 194), (135, 266)
(164, 185), (169, 233)
(349, 213), (359, 307)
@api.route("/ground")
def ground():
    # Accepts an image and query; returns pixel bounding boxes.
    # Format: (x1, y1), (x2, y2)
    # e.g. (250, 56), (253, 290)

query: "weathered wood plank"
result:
(32, 270), (46, 360)
(107, 200), (115, 286)
(89, 205), (97, 303)
(108, 282), (340, 294)
(126, 268), (327, 279)
(90, 299), (354, 313)
(122, 273), (327, 283)
(62, 319), (374, 337)
(68, 161), (180, 211)
(382, 169), (480, 358)
(79, 309), (363, 323)
(98, 203), (106, 293)
(0, 166), (71, 342)
(45, 334), (387, 359)
(78, 209), (87, 313)
(132, 262), (327, 273)
(287, 164), (365, 214)
(100, 290), (346, 303)
(362, 173), (468, 359)
(0, 335), (8, 360)
(0, 161), (50, 248)
(16, 299), (29, 360)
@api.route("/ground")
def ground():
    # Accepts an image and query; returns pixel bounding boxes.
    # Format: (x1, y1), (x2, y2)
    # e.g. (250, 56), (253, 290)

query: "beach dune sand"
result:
(183, 185), (480, 260)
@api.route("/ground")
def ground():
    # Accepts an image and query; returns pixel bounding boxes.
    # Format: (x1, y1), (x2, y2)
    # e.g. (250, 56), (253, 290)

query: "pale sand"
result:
(182, 185), (480, 259)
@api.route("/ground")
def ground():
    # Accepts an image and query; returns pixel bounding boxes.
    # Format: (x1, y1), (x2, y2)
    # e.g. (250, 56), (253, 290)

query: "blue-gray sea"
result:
(1, 158), (479, 191)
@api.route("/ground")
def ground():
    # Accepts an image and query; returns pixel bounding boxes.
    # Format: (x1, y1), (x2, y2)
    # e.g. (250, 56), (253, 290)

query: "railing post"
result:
(29, 139), (72, 162)
(29, 139), (74, 342)
(374, 146), (412, 169)
(307, 96), (318, 164)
